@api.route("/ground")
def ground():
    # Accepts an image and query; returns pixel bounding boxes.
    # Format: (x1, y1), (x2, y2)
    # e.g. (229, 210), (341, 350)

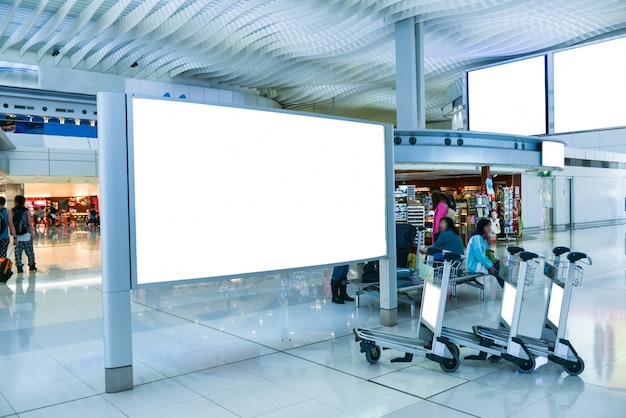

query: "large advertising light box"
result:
(129, 98), (388, 286)
(468, 56), (547, 136)
(554, 36), (626, 132)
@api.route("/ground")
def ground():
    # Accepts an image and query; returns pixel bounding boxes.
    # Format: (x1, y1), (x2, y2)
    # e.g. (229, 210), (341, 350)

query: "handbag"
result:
(0, 247), (15, 283)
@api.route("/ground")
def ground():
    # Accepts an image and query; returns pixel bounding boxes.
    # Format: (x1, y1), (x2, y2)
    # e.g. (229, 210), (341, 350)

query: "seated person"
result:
(331, 265), (354, 304)
(466, 218), (504, 288)
(421, 217), (464, 260)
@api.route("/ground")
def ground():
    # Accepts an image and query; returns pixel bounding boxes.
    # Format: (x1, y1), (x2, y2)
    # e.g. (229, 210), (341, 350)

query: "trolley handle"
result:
(567, 252), (591, 265)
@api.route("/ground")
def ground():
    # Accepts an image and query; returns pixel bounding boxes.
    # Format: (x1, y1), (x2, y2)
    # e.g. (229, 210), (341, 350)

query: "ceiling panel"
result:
(1, 0), (625, 125)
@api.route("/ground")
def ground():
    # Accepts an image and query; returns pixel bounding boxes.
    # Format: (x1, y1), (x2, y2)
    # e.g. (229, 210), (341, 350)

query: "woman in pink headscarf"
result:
(431, 191), (449, 245)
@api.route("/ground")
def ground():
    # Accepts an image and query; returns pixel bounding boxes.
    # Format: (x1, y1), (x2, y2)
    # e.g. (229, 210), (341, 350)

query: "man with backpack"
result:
(0, 197), (16, 258)
(12, 195), (36, 273)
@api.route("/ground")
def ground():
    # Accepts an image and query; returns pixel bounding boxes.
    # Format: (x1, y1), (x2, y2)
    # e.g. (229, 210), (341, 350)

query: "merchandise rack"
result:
(407, 204), (425, 247)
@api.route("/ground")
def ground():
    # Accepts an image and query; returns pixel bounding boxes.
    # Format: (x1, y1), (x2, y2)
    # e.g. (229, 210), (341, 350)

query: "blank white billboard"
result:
(468, 56), (546, 135)
(130, 98), (387, 286)
(542, 141), (565, 169)
(554, 36), (626, 133)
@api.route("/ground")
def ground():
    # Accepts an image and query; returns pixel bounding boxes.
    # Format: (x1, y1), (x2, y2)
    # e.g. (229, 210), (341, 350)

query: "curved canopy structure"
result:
(1, 0), (626, 124)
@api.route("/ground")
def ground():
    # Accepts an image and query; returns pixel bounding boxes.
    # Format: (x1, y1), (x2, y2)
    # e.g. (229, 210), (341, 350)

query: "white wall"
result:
(4, 148), (97, 177)
(553, 176), (570, 226)
(38, 64), (126, 94)
(524, 165), (626, 230)
(521, 174), (543, 230)
(546, 127), (626, 154)
(528, 129), (626, 230)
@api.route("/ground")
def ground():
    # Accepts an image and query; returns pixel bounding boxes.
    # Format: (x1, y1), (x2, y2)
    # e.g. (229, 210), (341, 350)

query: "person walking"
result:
(331, 265), (354, 304)
(0, 197), (16, 258)
(12, 196), (36, 273)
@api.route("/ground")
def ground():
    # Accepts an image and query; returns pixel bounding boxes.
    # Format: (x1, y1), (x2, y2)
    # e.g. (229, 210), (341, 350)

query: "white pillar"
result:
(380, 124), (398, 326)
(395, 19), (425, 129)
(98, 92), (134, 392)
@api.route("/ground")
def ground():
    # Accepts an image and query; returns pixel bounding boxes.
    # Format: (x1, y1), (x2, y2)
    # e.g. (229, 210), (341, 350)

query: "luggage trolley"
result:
(473, 249), (590, 375)
(354, 252), (464, 372)
(472, 246), (568, 341)
(440, 251), (542, 373)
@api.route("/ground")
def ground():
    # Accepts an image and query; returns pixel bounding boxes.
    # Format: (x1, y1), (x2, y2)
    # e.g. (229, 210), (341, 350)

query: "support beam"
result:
(395, 19), (425, 129)
(98, 92), (134, 393)
(380, 124), (398, 326)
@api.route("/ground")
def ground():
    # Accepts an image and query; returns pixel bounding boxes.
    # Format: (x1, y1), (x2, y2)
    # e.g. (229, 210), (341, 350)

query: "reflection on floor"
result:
(0, 226), (624, 417)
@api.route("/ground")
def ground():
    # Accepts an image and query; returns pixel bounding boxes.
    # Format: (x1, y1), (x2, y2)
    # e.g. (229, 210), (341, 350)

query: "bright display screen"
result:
(542, 141), (565, 169)
(554, 37), (626, 132)
(547, 283), (564, 326)
(421, 282), (441, 329)
(468, 56), (546, 135)
(500, 282), (517, 327)
(131, 98), (387, 285)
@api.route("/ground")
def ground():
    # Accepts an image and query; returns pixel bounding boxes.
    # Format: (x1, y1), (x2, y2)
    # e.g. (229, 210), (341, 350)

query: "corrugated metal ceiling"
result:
(1, 0), (626, 124)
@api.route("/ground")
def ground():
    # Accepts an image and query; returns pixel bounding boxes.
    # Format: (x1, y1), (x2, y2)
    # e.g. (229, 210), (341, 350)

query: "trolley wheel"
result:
(365, 345), (381, 364)
(488, 355), (503, 363)
(564, 357), (585, 376)
(440, 356), (460, 372)
(516, 356), (536, 373)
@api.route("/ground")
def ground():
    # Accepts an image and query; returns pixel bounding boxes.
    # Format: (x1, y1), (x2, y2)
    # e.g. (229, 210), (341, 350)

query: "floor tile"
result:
(382, 400), (474, 418)
(18, 396), (125, 418)
(372, 365), (467, 398)
(428, 382), (542, 418)
(543, 380), (626, 417)
(103, 379), (200, 416)
(0, 361), (74, 391)
(473, 358), (580, 397)
(316, 381), (421, 417)
(173, 364), (263, 396)
(140, 348), (227, 377)
(2, 376), (96, 413)
(0, 394), (15, 417)
(256, 399), (354, 418)
(201, 340), (277, 364)
(233, 352), (318, 377)
(509, 398), (595, 418)
(266, 364), (364, 397)
(207, 380), (308, 418)
(131, 397), (238, 418)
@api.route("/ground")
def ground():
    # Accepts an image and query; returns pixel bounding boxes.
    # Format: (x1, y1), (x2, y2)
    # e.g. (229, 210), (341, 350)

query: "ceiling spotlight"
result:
(521, 143), (526, 150)
(457, 138), (464, 146)
(130, 61), (139, 68)
(514, 142), (519, 150)
(444, 137), (451, 146)
(409, 136), (417, 145)
(51, 48), (60, 57)
(394, 136), (402, 145)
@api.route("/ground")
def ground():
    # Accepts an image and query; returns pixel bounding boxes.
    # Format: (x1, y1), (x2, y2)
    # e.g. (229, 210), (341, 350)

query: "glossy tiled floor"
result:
(0, 225), (624, 417)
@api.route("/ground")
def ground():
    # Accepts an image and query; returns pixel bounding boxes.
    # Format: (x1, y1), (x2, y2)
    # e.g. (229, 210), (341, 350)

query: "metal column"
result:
(395, 19), (425, 129)
(380, 124), (398, 326)
(98, 92), (134, 392)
